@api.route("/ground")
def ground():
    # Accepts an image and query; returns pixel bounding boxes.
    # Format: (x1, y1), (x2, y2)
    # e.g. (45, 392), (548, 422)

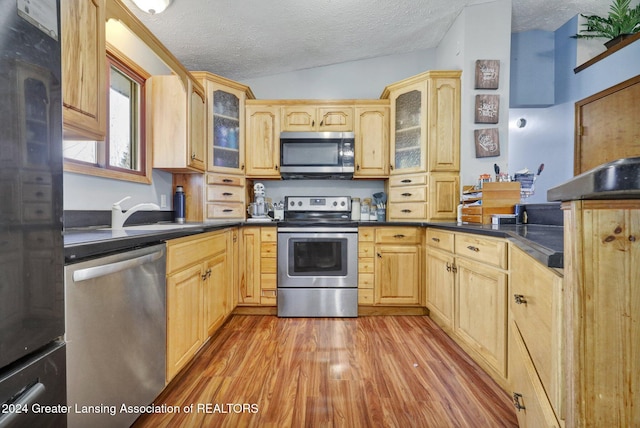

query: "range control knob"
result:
(333, 201), (338, 207)
(290, 201), (295, 207)
(340, 201), (346, 206)
(298, 201), (303, 206)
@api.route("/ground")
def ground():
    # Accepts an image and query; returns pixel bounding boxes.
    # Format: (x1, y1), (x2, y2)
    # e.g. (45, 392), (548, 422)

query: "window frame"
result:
(63, 44), (152, 184)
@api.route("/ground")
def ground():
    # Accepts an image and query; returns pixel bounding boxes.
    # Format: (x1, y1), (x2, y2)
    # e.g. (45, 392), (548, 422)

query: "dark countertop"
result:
(64, 219), (563, 269)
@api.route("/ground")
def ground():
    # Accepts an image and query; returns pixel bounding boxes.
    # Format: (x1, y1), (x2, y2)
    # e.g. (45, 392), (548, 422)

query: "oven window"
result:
(289, 238), (347, 276)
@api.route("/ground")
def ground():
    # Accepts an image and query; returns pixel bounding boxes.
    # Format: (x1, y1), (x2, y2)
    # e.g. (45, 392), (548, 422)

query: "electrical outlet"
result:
(160, 194), (167, 209)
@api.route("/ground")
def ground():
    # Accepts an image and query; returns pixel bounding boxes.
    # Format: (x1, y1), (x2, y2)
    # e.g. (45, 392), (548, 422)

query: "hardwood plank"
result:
(134, 316), (517, 427)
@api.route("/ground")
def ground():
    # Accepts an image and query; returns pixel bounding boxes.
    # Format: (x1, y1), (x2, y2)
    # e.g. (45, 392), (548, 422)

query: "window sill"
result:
(64, 161), (152, 184)
(574, 32), (640, 73)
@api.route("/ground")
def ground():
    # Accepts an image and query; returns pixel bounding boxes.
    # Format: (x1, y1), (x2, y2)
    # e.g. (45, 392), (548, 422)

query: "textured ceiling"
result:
(120, 0), (613, 80)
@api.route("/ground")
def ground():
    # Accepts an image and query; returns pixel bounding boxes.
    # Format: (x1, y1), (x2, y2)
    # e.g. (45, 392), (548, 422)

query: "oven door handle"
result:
(277, 227), (358, 233)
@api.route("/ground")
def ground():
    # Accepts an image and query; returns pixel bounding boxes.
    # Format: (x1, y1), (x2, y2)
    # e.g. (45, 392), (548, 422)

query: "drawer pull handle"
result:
(376, 253), (382, 258)
(191, 153), (196, 160)
(357, 164), (360, 171)
(222, 179), (233, 183)
(467, 245), (480, 252)
(223, 209), (233, 213)
(401, 209), (412, 213)
(401, 193), (412, 197)
(512, 393), (526, 411)
(222, 192), (233, 196)
(393, 234), (405, 239)
(202, 268), (212, 280)
(431, 237), (440, 242)
(275, 165), (279, 170)
(446, 262), (452, 272)
(401, 179), (411, 183)
(514, 294), (527, 305)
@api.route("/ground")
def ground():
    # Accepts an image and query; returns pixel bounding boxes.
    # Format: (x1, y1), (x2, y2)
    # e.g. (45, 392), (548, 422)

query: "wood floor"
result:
(134, 315), (518, 428)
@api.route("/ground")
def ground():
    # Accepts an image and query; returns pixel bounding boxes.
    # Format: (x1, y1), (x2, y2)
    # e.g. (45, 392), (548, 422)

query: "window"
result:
(64, 49), (150, 183)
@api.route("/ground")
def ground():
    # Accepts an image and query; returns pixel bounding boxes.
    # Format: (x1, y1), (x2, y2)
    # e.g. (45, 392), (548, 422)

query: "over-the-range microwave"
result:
(279, 132), (355, 179)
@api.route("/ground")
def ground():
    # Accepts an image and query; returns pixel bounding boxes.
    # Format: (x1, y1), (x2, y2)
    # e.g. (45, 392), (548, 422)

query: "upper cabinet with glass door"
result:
(192, 72), (255, 175)
(388, 82), (426, 175)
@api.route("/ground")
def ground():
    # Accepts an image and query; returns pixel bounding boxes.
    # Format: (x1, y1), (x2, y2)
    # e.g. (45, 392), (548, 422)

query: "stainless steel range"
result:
(277, 196), (358, 317)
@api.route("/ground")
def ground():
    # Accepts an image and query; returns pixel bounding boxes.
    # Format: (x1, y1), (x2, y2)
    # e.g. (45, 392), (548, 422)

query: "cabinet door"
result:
(167, 264), (204, 381)
(281, 106), (316, 131)
(428, 173), (460, 220)
(245, 105), (280, 177)
(354, 106), (389, 177)
(455, 257), (507, 378)
(389, 82), (427, 175)
(208, 87), (245, 174)
(317, 107), (353, 131)
(204, 252), (228, 336)
(238, 227), (261, 304)
(229, 229), (239, 310)
(189, 85), (206, 171)
(510, 322), (561, 428)
(425, 248), (455, 330)
(427, 76), (460, 171)
(61, 0), (106, 140)
(374, 244), (421, 305)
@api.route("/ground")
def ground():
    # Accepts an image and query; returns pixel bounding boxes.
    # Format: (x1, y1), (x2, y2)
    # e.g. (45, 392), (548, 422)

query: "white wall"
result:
(243, 49), (437, 99)
(64, 20), (175, 212)
(436, 0), (512, 188)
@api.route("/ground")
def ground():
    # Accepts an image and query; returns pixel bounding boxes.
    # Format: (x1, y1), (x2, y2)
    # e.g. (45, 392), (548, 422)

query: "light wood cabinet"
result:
(425, 229), (509, 388)
(562, 200), (640, 427)
(166, 229), (232, 381)
(149, 75), (206, 172)
(382, 71), (461, 221)
(509, 244), (564, 427)
(238, 226), (278, 306)
(260, 228), (277, 305)
(245, 103), (281, 177)
(373, 227), (422, 305)
(354, 103), (389, 178)
(358, 227), (375, 305)
(281, 105), (353, 132)
(192, 72), (254, 175)
(61, 0), (106, 140)
(205, 173), (246, 220)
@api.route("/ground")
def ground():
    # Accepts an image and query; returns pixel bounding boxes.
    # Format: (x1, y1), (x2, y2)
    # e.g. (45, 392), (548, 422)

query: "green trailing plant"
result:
(572, 0), (640, 40)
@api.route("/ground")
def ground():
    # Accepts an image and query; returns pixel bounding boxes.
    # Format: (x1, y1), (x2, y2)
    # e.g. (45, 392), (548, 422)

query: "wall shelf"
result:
(574, 32), (640, 73)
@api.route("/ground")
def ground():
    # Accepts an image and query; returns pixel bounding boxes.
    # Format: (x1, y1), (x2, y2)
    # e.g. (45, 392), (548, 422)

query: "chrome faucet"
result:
(111, 196), (160, 230)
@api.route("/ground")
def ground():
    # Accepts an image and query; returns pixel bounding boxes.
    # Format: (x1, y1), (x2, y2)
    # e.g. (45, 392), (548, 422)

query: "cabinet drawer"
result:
(358, 258), (374, 273)
(206, 174), (245, 187)
(260, 228), (277, 242)
(260, 288), (277, 306)
(261, 257), (277, 274)
(206, 185), (244, 202)
(389, 185), (427, 203)
(358, 273), (374, 289)
(389, 173), (427, 187)
(461, 214), (482, 224)
(359, 242), (374, 258)
(23, 203), (52, 222)
(358, 288), (374, 305)
(261, 274), (277, 290)
(375, 227), (421, 244)
(206, 202), (245, 219)
(261, 242), (277, 258)
(454, 233), (507, 269)
(426, 229), (454, 252)
(22, 171), (52, 185)
(167, 232), (226, 273)
(388, 202), (427, 220)
(23, 184), (52, 202)
(358, 227), (374, 242)
(462, 205), (482, 215)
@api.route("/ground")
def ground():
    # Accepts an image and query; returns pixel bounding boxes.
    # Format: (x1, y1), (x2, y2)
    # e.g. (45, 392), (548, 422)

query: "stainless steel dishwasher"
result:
(64, 243), (166, 428)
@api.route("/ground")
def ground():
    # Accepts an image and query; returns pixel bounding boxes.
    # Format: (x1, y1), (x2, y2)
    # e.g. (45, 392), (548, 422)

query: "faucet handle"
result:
(113, 196), (131, 209)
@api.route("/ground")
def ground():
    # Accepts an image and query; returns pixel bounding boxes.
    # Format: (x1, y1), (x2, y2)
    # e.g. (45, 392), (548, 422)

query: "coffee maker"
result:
(247, 182), (271, 221)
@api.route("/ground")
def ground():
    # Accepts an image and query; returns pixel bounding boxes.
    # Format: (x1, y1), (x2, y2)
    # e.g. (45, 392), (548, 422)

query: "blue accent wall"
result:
(508, 15), (640, 203)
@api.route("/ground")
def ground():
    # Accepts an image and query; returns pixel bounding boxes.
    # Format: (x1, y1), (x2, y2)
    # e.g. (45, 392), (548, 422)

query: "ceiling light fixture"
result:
(131, 0), (173, 15)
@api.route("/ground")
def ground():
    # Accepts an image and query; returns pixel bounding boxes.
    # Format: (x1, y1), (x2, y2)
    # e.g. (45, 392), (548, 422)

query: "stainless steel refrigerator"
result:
(0, 0), (66, 427)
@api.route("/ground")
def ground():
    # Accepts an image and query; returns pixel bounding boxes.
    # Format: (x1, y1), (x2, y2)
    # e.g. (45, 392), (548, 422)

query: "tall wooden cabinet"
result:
(245, 102), (281, 178)
(61, 0), (106, 140)
(562, 199), (640, 427)
(148, 75), (206, 172)
(381, 71), (461, 221)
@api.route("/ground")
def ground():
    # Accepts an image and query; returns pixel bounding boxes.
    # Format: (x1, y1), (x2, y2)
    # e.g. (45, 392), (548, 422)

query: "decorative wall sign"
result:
(474, 128), (500, 158)
(475, 94), (500, 124)
(475, 60), (500, 89)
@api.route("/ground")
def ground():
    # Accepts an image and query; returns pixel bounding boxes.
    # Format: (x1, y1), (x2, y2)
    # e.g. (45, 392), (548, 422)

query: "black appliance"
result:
(279, 132), (355, 179)
(0, 1), (66, 426)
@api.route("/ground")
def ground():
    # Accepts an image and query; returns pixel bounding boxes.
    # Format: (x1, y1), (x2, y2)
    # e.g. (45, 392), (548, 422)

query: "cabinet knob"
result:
(356, 164), (360, 171)
(514, 294), (527, 305)
(376, 253), (382, 258)
(390, 165), (394, 170)
(241, 164), (245, 170)
(320, 120), (324, 126)
(275, 165), (279, 170)
(191, 153), (196, 160)
(512, 393), (526, 411)
(446, 262), (452, 272)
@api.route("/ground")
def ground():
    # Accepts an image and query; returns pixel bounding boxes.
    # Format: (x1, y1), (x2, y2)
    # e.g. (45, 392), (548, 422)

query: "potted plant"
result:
(572, 0), (640, 48)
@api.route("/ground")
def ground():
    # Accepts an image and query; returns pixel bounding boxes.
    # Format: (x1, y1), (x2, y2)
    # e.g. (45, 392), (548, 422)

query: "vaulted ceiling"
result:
(120, 0), (614, 80)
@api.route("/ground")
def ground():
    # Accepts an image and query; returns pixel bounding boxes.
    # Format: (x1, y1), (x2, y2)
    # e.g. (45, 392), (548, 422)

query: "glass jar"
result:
(351, 198), (361, 220)
(361, 198), (371, 220)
